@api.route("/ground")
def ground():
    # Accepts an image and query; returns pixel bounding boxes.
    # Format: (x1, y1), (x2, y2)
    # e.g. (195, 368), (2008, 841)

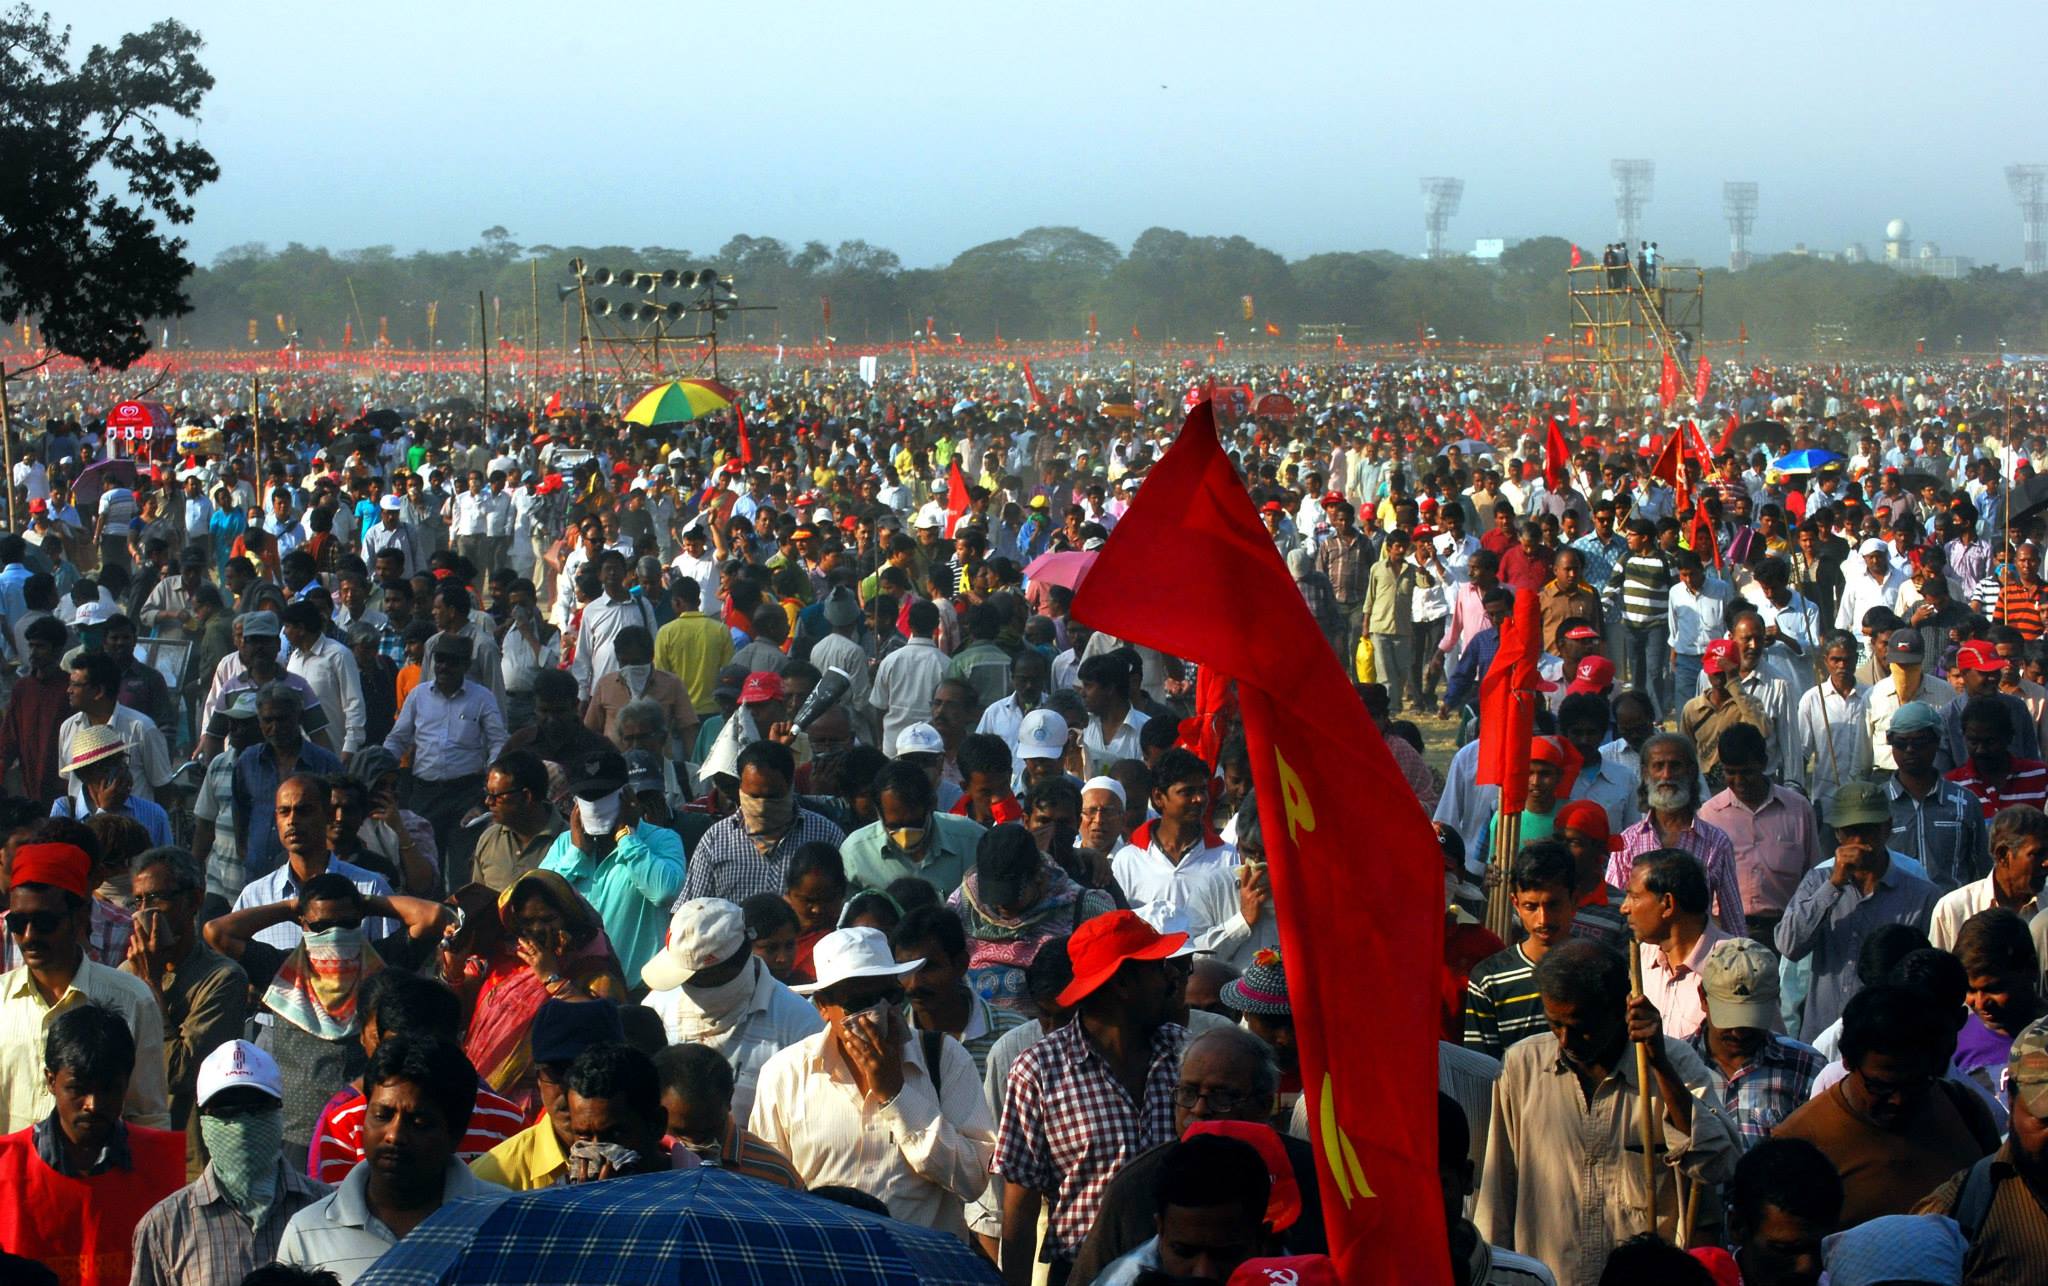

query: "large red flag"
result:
(1476, 589), (1544, 816)
(1659, 352), (1680, 408)
(735, 402), (753, 465)
(1022, 360), (1044, 406)
(1693, 356), (1712, 405)
(1567, 394), (1583, 427)
(1713, 411), (1740, 456)
(944, 457), (971, 538)
(1543, 418), (1571, 491)
(1071, 403), (1448, 1286)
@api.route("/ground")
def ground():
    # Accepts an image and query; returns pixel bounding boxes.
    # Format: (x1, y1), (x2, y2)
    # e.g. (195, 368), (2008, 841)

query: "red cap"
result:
(1703, 637), (1741, 676)
(1529, 736), (1582, 795)
(1183, 1120), (1302, 1232)
(1259, 500), (1285, 515)
(1056, 909), (1187, 1007)
(10, 843), (90, 899)
(1555, 799), (1621, 852)
(1956, 639), (2008, 674)
(1320, 491), (1344, 508)
(1561, 623), (1602, 642)
(1566, 655), (1617, 694)
(1228, 1259), (1338, 1286)
(738, 672), (784, 705)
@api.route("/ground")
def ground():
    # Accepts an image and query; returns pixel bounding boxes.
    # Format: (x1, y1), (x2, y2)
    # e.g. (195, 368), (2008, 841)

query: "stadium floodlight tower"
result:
(1723, 181), (1758, 271)
(1611, 159), (1654, 249)
(2010, 164), (2048, 276)
(1421, 177), (1465, 260)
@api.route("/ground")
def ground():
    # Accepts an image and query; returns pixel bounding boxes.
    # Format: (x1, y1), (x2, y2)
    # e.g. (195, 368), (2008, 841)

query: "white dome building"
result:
(1883, 218), (1913, 262)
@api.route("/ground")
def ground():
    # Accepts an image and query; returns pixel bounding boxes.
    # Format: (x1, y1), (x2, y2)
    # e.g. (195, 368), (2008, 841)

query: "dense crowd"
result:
(1, 351), (2047, 1286)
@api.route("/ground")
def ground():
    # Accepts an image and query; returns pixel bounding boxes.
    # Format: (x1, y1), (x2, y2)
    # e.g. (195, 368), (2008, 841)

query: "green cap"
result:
(1827, 781), (1891, 829)
(2010, 1015), (2048, 1120)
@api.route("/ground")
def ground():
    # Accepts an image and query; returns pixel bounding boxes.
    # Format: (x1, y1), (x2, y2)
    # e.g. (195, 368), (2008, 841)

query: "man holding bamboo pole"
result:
(1476, 940), (1739, 1286)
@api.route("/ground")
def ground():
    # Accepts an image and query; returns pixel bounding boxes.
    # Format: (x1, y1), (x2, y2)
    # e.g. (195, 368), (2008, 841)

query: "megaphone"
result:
(591, 268), (617, 286)
(556, 284), (579, 302)
(590, 298), (613, 316)
(568, 257), (587, 276)
(662, 301), (686, 320)
(615, 302), (641, 323)
(639, 274), (659, 295)
(660, 269), (682, 289)
(793, 666), (853, 732)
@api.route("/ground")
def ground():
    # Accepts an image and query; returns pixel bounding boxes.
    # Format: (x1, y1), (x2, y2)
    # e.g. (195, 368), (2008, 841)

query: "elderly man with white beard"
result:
(1605, 732), (1748, 936)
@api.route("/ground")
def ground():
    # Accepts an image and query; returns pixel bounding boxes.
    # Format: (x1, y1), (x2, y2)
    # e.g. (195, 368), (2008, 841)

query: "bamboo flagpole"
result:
(1627, 941), (1659, 1234)
(0, 363), (14, 531)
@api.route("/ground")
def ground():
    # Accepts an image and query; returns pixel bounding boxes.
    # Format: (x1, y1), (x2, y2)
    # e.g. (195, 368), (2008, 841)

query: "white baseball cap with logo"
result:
(196, 1038), (284, 1107)
(895, 722), (946, 757)
(1016, 709), (1070, 762)
(639, 897), (750, 992)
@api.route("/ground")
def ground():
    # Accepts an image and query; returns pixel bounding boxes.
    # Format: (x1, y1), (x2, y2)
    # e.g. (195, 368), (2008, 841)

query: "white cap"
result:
(792, 926), (922, 996)
(379, 494), (404, 511)
(896, 722), (945, 757)
(1134, 905), (1198, 960)
(1017, 709), (1069, 761)
(639, 897), (750, 992)
(1081, 775), (1127, 806)
(1858, 537), (1890, 557)
(196, 1039), (283, 1107)
(73, 600), (115, 627)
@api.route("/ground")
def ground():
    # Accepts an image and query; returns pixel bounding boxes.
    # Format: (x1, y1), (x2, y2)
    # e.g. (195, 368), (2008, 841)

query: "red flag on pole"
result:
(1659, 353), (1680, 408)
(1071, 403), (1449, 1286)
(543, 390), (562, 418)
(1543, 418), (1570, 491)
(1693, 356), (1711, 405)
(736, 402), (753, 465)
(1476, 590), (1544, 817)
(1567, 395), (1583, 427)
(1713, 411), (1741, 456)
(1073, 403), (1458, 1286)
(1569, 243), (1582, 268)
(1022, 360), (1044, 406)
(944, 457), (970, 538)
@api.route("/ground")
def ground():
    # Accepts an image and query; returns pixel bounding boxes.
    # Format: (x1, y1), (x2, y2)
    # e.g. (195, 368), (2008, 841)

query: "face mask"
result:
(200, 1109), (284, 1224)
(577, 789), (625, 835)
(681, 956), (757, 1032)
(885, 820), (929, 855)
(1890, 663), (1921, 694)
(620, 663), (652, 696)
(739, 792), (794, 836)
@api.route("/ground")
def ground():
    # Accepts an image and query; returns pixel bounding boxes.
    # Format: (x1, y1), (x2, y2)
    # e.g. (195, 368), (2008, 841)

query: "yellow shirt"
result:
(653, 612), (735, 715)
(469, 1115), (567, 1190)
(0, 959), (170, 1133)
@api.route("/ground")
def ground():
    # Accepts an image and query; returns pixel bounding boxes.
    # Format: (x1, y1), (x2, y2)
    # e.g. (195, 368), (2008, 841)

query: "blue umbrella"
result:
(358, 1167), (1000, 1286)
(1771, 448), (1843, 474)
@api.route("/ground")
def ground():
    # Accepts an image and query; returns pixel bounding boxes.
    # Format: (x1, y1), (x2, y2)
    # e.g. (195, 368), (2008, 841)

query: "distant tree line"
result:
(159, 225), (2048, 356)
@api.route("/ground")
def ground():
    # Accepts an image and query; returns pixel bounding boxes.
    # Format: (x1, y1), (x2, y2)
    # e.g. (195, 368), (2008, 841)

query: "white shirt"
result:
(1666, 579), (1732, 655)
(278, 1159), (505, 1286)
(1081, 709), (1149, 776)
(1794, 679), (1872, 793)
(644, 957), (824, 1124)
(748, 1025), (995, 1238)
(1110, 826), (1239, 939)
(869, 636), (952, 751)
(1929, 875), (2039, 953)
(670, 550), (721, 612)
(58, 707), (172, 808)
(286, 633), (367, 755)
(1865, 672), (1956, 771)
(571, 593), (658, 700)
(449, 490), (490, 537)
(481, 490), (514, 537)
(383, 677), (508, 782)
(500, 624), (560, 695)
(1834, 564), (1908, 640)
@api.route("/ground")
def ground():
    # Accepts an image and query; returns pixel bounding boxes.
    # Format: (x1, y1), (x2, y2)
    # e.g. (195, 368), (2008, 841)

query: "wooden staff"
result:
(1680, 1175), (1702, 1250)
(1628, 939), (1658, 1233)
(0, 362), (14, 531)
(1484, 810), (1520, 940)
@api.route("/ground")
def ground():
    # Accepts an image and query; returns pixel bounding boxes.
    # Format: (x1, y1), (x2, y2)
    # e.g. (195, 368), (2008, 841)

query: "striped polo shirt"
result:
(1946, 757), (2048, 820)
(1615, 550), (1676, 627)
(1462, 944), (1549, 1063)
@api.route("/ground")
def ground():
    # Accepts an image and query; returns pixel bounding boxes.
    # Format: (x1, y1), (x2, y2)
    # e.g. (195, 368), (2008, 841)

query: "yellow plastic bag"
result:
(1354, 634), (1376, 684)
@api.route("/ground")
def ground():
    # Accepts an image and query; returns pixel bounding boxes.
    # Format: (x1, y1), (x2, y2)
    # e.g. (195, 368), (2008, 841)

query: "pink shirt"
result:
(1638, 923), (1735, 1041)
(1697, 785), (1824, 917)
(1438, 582), (1494, 662)
(1609, 814), (1749, 938)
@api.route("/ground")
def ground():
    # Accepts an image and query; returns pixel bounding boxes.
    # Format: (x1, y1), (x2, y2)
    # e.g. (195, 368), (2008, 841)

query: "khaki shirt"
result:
(471, 816), (567, 893)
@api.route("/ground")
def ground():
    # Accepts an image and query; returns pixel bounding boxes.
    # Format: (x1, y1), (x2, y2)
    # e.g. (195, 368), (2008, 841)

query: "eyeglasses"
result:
(5, 910), (65, 936)
(1172, 1084), (1254, 1114)
(302, 918), (364, 935)
(132, 889), (192, 911)
(483, 788), (528, 804)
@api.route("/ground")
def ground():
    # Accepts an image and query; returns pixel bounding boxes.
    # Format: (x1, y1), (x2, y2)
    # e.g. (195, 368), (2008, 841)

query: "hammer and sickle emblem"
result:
(1317, 1072), (1375, 1207)
(1275, 749), (1315, 844)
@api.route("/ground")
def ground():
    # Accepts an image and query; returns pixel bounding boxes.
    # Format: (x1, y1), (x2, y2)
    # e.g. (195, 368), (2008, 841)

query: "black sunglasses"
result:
(5, 909), (66, 936)
(302, 917), (365, 935)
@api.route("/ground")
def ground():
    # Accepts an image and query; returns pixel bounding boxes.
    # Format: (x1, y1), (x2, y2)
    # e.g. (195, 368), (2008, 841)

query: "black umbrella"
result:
(2008, 473), (2048, 526)
(362, 408), (404, 429)
(1894, 470), (1939, 494)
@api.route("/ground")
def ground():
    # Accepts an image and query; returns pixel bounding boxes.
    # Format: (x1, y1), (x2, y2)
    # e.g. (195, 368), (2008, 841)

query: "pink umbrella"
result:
(1024, 549), (1097, 590)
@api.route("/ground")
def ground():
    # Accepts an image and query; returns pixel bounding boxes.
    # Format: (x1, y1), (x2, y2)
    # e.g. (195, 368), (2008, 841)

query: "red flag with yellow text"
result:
(1071, 403), (1448, 1286)
(1543, 418), (1570, 492)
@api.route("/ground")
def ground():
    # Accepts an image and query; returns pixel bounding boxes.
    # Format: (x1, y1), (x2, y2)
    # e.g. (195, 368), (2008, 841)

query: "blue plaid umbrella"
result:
(357, 1167), (999, 1286)
(1771, 447), (1844, 474)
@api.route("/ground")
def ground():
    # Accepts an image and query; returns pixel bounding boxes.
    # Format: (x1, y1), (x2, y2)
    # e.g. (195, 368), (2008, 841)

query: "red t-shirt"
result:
(310, 1080), (527, 1184)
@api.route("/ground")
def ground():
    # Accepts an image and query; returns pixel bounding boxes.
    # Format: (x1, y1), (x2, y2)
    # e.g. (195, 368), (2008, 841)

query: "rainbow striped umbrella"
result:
(622, 379), (738, 426)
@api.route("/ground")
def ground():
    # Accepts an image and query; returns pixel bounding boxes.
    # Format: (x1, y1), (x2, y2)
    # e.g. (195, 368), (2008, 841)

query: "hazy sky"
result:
(75, 1), (2048, 271)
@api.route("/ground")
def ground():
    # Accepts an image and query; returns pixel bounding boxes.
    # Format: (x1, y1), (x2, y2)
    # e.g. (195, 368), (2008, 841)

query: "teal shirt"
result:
(840, 813), (985, 900)
(539, 821), (686, 988)
(1480, 806), (1557, 861)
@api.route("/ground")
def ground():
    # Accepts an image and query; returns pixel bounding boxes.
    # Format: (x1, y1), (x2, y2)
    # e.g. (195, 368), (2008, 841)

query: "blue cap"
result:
(1888, 701), (1941, 737)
